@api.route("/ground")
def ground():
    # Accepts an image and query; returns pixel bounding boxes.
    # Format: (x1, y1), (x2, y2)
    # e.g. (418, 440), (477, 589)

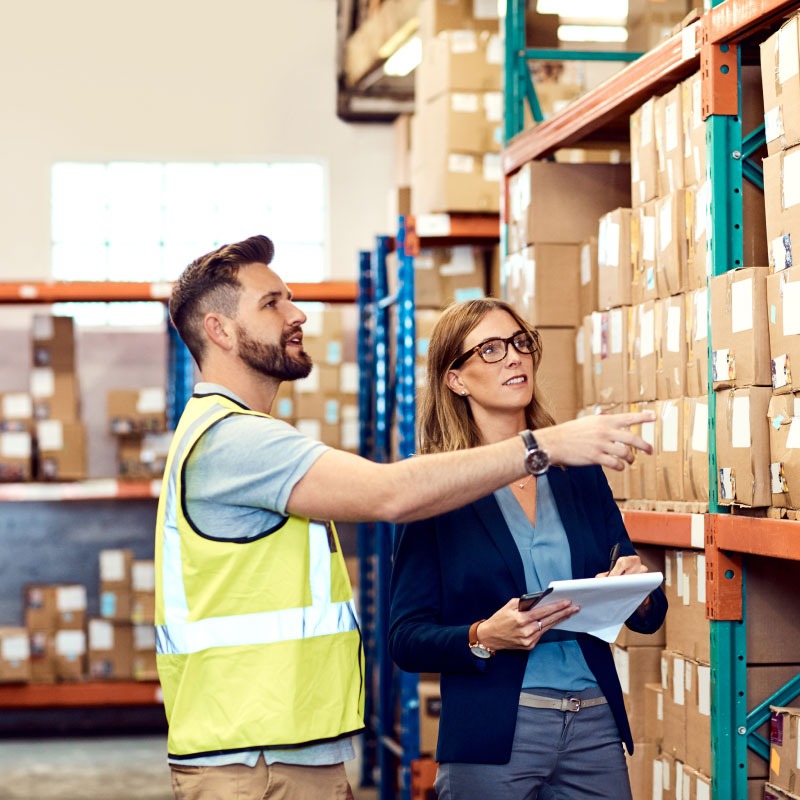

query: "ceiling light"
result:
(557, 25), (629, 43)
(537, 0), (628, 21)
(383, 35), (422, 77)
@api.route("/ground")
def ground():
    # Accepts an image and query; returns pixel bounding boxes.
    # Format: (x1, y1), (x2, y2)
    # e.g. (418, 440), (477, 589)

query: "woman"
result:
(389, 298), (667, 800)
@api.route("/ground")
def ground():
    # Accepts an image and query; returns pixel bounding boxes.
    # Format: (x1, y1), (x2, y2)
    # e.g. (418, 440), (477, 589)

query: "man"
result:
(155, 234), (654, 800)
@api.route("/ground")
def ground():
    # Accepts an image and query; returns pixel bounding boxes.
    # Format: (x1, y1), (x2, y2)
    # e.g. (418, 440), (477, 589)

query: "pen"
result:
(608, 543), (621, 574)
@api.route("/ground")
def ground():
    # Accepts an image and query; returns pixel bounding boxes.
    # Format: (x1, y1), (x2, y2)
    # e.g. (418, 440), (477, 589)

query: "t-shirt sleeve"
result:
(185, 413), (330, 520)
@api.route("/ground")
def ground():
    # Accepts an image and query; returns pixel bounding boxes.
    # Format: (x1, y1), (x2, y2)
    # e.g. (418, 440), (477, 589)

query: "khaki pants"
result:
(170, 757), (355, 800)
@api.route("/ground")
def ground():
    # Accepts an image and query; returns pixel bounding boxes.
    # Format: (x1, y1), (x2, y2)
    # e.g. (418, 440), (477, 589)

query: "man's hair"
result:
(169, 235), (275, 367)
(417, 297), (555, 454)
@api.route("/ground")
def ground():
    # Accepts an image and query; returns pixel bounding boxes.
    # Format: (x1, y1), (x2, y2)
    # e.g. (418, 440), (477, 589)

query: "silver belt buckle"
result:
(566, 696), (582, 712)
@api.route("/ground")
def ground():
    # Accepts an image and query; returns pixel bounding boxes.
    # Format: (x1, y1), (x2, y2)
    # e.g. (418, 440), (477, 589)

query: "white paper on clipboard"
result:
(545, 572), (664, 643)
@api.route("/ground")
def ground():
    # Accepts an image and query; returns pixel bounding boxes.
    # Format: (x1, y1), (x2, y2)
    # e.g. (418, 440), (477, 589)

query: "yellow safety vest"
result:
(154, 392), (364, 758)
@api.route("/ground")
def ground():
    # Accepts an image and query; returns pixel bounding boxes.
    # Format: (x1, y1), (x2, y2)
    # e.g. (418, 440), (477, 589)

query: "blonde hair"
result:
(418, 298), (555, 454)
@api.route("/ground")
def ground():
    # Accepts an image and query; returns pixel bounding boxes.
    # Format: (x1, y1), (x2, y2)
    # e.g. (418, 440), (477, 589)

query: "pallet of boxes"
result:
(87, 549), (156, 681)
(0, 314), (87, 483)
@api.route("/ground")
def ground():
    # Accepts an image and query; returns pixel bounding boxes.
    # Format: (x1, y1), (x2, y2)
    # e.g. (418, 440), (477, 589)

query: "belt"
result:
(518, 693), (608, 713)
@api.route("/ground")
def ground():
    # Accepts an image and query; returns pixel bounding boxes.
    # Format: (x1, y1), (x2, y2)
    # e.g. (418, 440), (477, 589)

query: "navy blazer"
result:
(389, 464), (667, 765)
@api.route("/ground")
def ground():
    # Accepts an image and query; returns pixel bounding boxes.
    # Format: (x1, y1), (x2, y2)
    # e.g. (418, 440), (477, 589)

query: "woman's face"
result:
(447, 308), (535, 416)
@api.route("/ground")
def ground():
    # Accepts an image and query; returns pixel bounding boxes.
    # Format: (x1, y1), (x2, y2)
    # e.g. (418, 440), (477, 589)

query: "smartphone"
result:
(518, 587), (553, 612)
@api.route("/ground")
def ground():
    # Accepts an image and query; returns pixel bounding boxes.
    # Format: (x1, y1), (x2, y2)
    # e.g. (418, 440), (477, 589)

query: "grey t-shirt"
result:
(169, 382), (356, 767)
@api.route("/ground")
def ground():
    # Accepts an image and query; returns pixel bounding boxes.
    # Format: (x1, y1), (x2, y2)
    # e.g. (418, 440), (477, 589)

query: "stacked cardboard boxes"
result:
(0, 391), (34, 482)
(0, 626), (31, 683)
(88, 549), (156, 681)
(108, 388), (170, 480)
(30, 315), (87, 481)
(507, 160), (631, 425)
(23, 583), (87, 683)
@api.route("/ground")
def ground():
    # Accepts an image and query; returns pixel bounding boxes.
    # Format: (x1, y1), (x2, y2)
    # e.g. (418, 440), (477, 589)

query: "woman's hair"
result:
(417, 297), (555, 454)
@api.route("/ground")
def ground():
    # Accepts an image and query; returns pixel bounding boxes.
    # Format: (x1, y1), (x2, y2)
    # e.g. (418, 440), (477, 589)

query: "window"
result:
(51, 161), (327, 325)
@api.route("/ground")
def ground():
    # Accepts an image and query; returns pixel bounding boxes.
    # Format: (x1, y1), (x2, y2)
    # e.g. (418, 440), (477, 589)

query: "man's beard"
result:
(236, 324), (313, 381)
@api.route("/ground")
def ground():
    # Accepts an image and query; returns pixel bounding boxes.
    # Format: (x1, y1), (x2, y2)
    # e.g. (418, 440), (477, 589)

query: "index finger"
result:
(606, 411), (656, 428)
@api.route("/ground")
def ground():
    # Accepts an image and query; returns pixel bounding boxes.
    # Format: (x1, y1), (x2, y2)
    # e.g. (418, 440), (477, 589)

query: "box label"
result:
(772, 234), (794, 272)
(662, 402), (679, 452)
(1, 635), (30, 662)
(731, 395), (751, 448)
(719, 467), (735, 501)
(731, 278), (753, 333)
(765, 106), (784, 144)
(772, 462), (789, 494)
(692, 403), (708, 453)
(784, 149), (800, 210)
(640, 308), (655, 357)
(772, 354), (792, 389)
(779, 18), (800, 83)
(788, 418), (800, 449)
(712, 349), (734, 382)
(784, 282), (800, 335)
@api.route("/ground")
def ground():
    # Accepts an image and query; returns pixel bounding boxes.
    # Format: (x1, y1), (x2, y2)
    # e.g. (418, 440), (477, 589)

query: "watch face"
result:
(525, 448), (550, 475)
(469, 645), (491, 659)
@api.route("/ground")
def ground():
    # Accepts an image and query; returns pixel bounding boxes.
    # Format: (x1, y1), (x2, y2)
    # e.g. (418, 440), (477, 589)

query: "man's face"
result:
(232, 263), (312, 381)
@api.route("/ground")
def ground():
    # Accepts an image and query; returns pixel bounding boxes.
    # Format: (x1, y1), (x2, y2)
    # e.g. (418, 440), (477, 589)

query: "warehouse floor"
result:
(0, 735), (379, 800)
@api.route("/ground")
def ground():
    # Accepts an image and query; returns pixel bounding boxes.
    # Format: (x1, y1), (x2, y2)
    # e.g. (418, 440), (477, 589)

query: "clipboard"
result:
(545, 572), (663, 643)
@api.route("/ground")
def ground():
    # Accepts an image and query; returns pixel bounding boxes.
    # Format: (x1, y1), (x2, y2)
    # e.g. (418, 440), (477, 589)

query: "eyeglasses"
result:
(450, 330), (538, 370)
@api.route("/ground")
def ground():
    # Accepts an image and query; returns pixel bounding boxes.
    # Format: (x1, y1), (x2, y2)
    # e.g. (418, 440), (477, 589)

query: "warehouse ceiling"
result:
(336, 0), (417, 122)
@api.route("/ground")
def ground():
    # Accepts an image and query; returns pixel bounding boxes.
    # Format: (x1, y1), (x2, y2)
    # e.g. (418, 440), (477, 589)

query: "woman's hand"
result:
(476, 597), (580, 653)
(596, 554), (652, 614)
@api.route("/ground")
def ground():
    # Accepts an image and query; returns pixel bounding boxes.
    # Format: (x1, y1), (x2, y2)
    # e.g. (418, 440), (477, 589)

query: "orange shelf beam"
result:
(0, 681), (163, 708)
(503, 24), (700, 172)
(0, 280), (357, 304)
(622, 510), (698, 548)
(704, 0), (799, 44)
(714, 515), (800, 561)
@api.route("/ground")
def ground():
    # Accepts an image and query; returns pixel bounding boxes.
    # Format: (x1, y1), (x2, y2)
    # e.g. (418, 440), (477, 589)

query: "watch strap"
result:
(468, 620), (495, 656)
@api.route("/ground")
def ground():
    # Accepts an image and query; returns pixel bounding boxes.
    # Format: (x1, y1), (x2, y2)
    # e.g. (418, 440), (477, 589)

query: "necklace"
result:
(517, 474), (534, 490)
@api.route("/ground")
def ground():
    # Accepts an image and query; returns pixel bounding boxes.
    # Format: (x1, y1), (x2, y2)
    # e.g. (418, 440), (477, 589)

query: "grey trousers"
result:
(434, 690), (633, 800)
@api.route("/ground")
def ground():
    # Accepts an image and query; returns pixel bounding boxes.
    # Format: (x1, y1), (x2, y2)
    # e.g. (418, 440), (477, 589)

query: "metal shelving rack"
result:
(503, 1), (800, 797)
(0, 277), (357, 709)
(358, 214), (499, 799)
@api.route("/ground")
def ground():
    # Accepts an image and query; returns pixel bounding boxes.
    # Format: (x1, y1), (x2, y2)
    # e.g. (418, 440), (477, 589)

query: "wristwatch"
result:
(468, 620), (495, 659)
(519, 429), (551, 476)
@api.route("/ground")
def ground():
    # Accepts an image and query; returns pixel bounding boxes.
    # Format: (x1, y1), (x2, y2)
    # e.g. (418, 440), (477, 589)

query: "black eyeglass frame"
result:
(450, 329), (540, 370)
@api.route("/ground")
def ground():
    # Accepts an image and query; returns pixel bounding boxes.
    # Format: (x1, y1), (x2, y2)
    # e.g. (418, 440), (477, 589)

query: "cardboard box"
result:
(684, 396), (710, 505)
(35, 420), (87, 481)
(417, 678), (441, 756)
(748, 556), (800, 664)
(117, 432), (171, 481)
(644, 682), (664, 747)
(132, 624), (158, 681)
(511, 244), (581, 328)
(767, 266), (800, 393)
(656, 399), (684, 502)
(536, 328), (578, 424)
(411, 153), (500, 215)
(662, 650), (687, 763)
(579, 316), (596, 407)
(686, 288), (709, 398)
(656, 295), (687, 400)
(0, 392), (33, 431)
(88, 619), (134, 680)
(710, 267), (771, 389)
(764, 145), (800, 272)
(131, 560), (155, 624)
(594, 307), (630, 405)
(508, 161), (631, 247)
(770, 707), (800, 793)
(0, 626), (31, 683)
(31, 315), (75, 370)
(614, 645), (663, 741)
(418, 0), (499, 38)
(54, 628), (86, 681)
(415, 91), (502, 156)
(597, 208), (634, 310)
(437, 246), (489, 304)
(631, 98), (659, 207)
(766, 784), (800, 800)
(579, 238), (599, 319)
(627, 741), (657, 800)
(655, 86), (685, 196)
(0, 429), (33, 481)
(768, 393), (800, 509)
(107, 388), (167, 434)
(664, 550), (709, 663)
(24, 583), (86, 631)
(685, 181), (710, 291)
(415, 29), (501, 104)
(655, 190), (690, 298)
(715, 387), (772, 507)
(682, 72), (705, 189)
(30, 368), (80, 422)
(632, 201), (658, 304)
(761, 16), (800, 156)
(28, 630), (56, 684)
(628, 400), (658, 500)
(628, 302), (657, 403)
